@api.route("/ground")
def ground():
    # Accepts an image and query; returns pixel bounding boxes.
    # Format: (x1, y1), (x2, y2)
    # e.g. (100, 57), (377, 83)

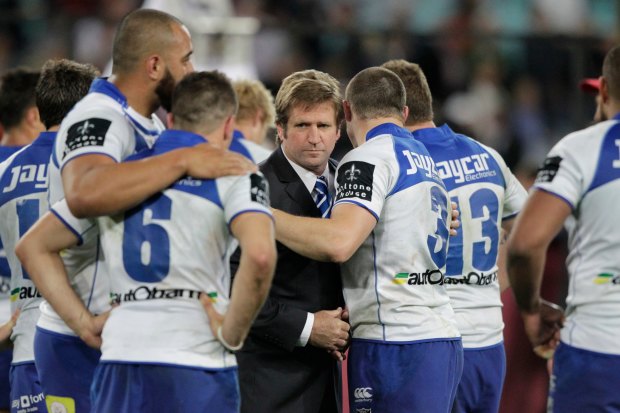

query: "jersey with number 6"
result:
(534, 116), (620, 355)
(414, 124), (527, 348)
(54, 130), (272, 369)
(334, 123), (459, 342)
(0, 132), (54, 363)
(38, 78), (164, 336)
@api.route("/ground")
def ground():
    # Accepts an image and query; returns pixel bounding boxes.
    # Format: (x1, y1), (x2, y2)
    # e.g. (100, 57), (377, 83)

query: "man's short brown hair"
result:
(233, 79), (275, 127)
(275, 69), (343, 128)
(36, 59), (99, 129)
(345, 67), (405, 121)
(171, 71), (237, 134)
(603, 45), (620, 101)
(381, 59), (433, 125)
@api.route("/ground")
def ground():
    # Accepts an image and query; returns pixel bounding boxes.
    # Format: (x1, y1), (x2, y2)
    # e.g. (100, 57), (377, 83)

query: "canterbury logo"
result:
(354, 387), (372, 399)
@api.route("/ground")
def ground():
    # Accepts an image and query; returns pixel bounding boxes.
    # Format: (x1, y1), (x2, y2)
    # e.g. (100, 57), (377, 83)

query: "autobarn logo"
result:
(594, 273), (620, 285)
(393, 270), (445, 285)
(110, 286), (202, 304)
(443, 271), (498, 286)
(354, 387), (373, 403)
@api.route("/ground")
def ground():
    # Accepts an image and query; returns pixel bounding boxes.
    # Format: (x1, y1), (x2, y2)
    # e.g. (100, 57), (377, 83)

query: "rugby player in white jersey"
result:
(383, 59), (528, 413)
(272, 67), (462, 412)
(18, 9), (254, 413)
(507, 44), (620, 412)
(229, 79), (275, 163)
(0, 59), (98, 413)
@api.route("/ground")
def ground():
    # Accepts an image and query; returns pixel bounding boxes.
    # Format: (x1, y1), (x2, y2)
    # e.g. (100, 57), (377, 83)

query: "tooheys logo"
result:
(594, 273), (620, 285)
(393, 270), (444, 285)
(354, 387), (373, 403)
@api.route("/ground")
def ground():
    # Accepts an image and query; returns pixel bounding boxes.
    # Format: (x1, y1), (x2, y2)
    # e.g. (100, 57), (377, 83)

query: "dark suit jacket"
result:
(231, 146), (344, 413)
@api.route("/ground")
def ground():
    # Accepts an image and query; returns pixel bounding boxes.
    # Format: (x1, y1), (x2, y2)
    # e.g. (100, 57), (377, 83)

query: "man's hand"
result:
(309, 307), (350, 352)
(76, 311), (110, 349)
(522, 299), (565, 359)
(201, 293), (224, 338)
(186, 144), (257, 179)
(0, 309), (20, 349)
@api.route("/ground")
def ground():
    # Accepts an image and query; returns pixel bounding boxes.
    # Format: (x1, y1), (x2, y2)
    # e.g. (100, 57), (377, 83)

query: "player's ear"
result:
(402, 106), (409, 123)
(145, 54), (163, 81)
(343, 100), (352, 122)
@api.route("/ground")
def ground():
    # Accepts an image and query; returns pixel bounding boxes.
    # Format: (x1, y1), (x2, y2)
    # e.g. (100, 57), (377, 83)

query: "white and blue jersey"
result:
(54, 129), (272, 369)
(0, 145), (24, 325)
(334, 123), (460, 342)
(534, 114), (620, 356)
(39, 78), (164, 336)
(229, 130), (272, 164)
(0, 133), (54, 364)
(413, 124), (527, 348)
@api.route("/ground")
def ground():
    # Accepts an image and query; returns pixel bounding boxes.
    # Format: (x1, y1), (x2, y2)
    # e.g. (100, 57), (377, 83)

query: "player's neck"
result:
(406, 121), (436, 133)
(109, 74), (156, 118)
(0, 126), (36, 147)
(353, 116), (404, 146)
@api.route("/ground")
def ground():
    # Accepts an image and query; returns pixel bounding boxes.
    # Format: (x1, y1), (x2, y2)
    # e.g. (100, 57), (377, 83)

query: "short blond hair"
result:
(233, 79), (275, 127)
(381, 59), (433, 125)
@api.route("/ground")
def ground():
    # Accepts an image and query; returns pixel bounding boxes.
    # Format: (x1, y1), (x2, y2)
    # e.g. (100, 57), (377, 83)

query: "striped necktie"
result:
(312, 175), (331, 218)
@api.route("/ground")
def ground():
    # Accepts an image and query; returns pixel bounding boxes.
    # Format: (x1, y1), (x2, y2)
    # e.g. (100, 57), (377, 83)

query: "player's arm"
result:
(63, 144), (256, 218)
(15, 211), (107, 348)
(507, 189), (569, 353)
(205, 212), (276, 348)
(497, 218), (515, 293)
(272, 203), (376, 263)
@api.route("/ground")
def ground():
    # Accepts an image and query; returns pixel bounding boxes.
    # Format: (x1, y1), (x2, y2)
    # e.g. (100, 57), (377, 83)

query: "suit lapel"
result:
(270, 147), (320, 217)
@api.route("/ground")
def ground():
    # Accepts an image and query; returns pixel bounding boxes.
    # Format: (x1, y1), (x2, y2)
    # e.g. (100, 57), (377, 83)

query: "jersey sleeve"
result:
(533, 136), (585, 210)
(484, 145), (528, 219)
(219, 172), (273, 225)
(57, 106), (133, 169)
(333, 147), (393, 220)
(50, 199), (99, 246)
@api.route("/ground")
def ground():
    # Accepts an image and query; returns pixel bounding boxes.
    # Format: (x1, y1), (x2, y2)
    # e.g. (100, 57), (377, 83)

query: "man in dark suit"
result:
(231, 69), (349, 413)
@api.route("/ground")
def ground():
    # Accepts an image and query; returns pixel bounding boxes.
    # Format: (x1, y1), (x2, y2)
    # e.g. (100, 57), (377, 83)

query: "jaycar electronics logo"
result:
(354, 387), (373, 403)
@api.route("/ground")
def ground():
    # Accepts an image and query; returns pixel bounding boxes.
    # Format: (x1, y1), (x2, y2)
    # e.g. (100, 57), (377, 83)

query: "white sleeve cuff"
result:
(296, 312), (314, 347)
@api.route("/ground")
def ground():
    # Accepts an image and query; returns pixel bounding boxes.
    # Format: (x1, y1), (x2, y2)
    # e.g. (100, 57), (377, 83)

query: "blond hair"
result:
(233, 79), (275, 127)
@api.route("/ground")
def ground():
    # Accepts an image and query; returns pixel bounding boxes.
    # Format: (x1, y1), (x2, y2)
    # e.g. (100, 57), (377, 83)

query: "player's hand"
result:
(200, 293), (243, 349)
(522, 299), (564, 359)
(185, 144), (257, 179)
(78, 311), (110, 349)
(0, 308), (20, 349)
(449, 201), (460, 237)
(309, 307), (350, 352)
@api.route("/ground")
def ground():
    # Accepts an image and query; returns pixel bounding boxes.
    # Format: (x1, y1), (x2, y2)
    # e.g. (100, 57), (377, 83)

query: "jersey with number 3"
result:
(0, 133), (54, 363)
(534, 116), (620, 355)
(53, 130), (272, 369)
(334, 123), (459, 342)
(414, 125), (527, 348)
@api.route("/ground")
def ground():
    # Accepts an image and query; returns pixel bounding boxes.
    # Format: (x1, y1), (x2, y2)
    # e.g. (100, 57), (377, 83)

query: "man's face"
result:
(157, 24), (194, 111)
(277, 101), (340, 175)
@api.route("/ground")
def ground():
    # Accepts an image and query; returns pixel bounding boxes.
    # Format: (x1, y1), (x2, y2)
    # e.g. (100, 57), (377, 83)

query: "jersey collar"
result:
(157, 129), (207, 150)
(32, 131), (57, 146)
(411, 124), (453, 141)
(89, 77), (128, 108)
(365, 122), (411, 142)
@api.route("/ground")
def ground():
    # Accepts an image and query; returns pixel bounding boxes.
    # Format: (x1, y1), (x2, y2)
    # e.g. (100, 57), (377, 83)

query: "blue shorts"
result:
(0, 349), (12, 409)
(347, 338), (463, 413)
(9, 363), (45, 413)
(34, 327), (100, 413)
(452, 343), (506, 413)
(549, 342), (620, 412)
(91, 363), (240, 413)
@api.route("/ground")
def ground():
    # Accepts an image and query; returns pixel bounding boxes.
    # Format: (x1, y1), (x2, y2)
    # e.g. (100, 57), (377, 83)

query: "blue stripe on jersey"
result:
(129, 130), (223, 208)
(586, 121), (620, 194)
(413, 124), (506, 191)
(0, 132), (55, 205)
(229, 130), (254, 162)
(386, 127), (445, 197)
(0, 145), (23, 277)
(0, 145), (22, 161)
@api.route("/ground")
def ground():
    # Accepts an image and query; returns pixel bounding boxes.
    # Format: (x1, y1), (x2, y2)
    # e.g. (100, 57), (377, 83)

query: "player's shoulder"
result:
(554, 120), (616, 153)
(60, 93), (128, 134)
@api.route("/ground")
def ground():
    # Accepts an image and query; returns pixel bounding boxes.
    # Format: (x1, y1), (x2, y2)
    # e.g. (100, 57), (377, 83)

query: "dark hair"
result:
(381, 59), (433, 125)
(112, 8), (183, 74)
(172, 71), (237, 133)
(0, 68), (40, 129)
(36, 59), (99, 129)
(345, 67), (406, 121)
(603, 45), (620, 101)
